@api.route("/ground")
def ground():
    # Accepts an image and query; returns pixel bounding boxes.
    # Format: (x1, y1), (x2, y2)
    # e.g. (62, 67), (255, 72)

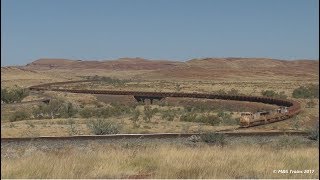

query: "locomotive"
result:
(29, 80), (301, 128)
(240, 107), (289, 127)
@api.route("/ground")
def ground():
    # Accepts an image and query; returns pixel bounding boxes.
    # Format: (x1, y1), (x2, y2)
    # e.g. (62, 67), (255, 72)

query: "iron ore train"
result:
(29, 80), (301, 128)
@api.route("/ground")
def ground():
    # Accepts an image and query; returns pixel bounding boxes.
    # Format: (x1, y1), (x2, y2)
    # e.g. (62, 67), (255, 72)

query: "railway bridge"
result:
(28, 80), (301, 127)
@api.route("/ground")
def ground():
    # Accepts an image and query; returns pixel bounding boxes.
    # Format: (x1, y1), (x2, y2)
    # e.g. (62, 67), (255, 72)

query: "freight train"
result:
(29, 80), (301, 128)
(240, 104), (300, 127)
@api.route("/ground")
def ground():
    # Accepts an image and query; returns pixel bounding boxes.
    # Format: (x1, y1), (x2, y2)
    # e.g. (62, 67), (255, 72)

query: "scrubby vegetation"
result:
(292, 84), (319, 99)
(179, 111), (238, 126)
(130, 110), (140, 127)
(308, 122), (319, 141)
(212, 88), (243, 96)
(143, 106), (158, 122)
(9, 110), (31, 122)
(2, 141), (318, 179)
(261, 90), (287, 99)
(33, 99), (77, 119)
(86, 119), (120, 135)
(160, 110), (176, 121)
(199, 132), (226, 146)
(79, 103), (135, 119)
(306, 99), (317, 108)
(1, 86), (29, 103)
(84, 75), (131, 85)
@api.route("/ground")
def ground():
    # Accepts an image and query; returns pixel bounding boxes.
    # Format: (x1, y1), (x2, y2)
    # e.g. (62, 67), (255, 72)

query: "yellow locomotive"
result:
(240, 107), (288, 127)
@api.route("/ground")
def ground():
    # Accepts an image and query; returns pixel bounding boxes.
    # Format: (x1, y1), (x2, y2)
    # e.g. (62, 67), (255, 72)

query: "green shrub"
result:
(33, 99), (77, 119)
(217, 111), (238, 125)
(184, 103), (212, 113)
(88, 76), (130, 85)
(143, 106), (158, 122)
(1, 86), (29, 103)
(180, 113), (197, 122)
(87, 119), (120, 135)
(261, 90), (276, 97)
(261, 90), (287, 99)
(79, 103), (135, 119)
(9, 110), (30, 122)
(292, 84), (319, 98)
(274, 135), (304, 149)
(180, 113), (222, 126)
(61, 102), (78, 118)
(161, 110), (175, 121)
(308, 122), (319, 141)
(195, 114), (221, 126)
(200, 133), (226, 146)
(79, 107), (96, 118)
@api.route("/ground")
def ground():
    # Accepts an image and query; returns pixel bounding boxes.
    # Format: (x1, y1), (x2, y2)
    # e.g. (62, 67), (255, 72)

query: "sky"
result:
(1, 0), (319, 66)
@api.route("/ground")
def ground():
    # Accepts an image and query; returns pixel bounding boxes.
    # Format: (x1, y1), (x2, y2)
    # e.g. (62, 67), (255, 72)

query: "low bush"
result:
(87, 75), (130, 85)
(9, 110), (30, 122)
(196, 114), (221, 126)
(161, 110), (176, 121)
(292, 84), (319, 99)
(273, 135), (305, 149)
(180, 113), (222, 126)
(79, 107), (96, 118)
(87, 119), (120, 135)
(200, 132), (226, 146)
(1, 86), (29, 103)
(33, 99), (77, 119)
(180, 113), (197, 122)
(308, 122), (319, 141)
(143, 106), (158, 122)
(217, 111), (239, 125)
(79, 103), (135, 119)
(261, 90), (287, 99)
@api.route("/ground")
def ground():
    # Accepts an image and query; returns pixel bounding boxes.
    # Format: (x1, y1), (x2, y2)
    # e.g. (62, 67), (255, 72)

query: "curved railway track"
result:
(1, 80), (304, 142)
(28, 80), (301, 127)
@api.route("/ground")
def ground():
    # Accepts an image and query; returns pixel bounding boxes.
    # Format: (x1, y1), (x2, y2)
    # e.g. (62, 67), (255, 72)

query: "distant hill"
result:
(25, 58), (183, 70)
(20, 57), (319, 80)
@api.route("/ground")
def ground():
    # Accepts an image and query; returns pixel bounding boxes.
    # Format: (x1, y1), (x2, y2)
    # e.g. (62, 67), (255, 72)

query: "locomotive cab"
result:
(240, 112), (254, 127)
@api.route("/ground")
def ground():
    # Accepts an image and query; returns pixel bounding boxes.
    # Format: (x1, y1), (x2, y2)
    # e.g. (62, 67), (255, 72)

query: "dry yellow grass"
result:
(1, 117), (232, 138)
(1, 62), (319, 136)
(1, 144), (318, 179)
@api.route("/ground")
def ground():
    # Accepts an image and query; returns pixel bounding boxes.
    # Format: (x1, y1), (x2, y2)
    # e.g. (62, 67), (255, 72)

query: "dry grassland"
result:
(1, 143), (318, 179)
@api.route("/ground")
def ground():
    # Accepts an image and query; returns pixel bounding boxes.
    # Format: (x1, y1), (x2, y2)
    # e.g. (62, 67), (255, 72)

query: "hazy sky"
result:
(1, 0), (319, 66)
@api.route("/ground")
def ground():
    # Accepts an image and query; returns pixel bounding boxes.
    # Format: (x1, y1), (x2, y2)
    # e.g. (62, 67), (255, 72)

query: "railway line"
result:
(28, 80), (301, 128)
(1, 80), (305, 142)
(1, 131), (310, 143)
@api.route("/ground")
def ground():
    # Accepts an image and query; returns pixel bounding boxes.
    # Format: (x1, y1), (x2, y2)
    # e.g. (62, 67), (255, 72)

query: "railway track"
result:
(0, 80), (304, 142)
(1, 131), (310, 143)
(28, 80), (301, 127)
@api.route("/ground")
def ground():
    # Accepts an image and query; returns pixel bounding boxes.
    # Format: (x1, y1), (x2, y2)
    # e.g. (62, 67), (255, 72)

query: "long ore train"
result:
(29, 80), (301, 128)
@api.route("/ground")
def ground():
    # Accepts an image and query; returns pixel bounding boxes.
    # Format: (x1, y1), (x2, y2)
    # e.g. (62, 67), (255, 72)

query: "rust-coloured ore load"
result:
(29, 80), (301, 128)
